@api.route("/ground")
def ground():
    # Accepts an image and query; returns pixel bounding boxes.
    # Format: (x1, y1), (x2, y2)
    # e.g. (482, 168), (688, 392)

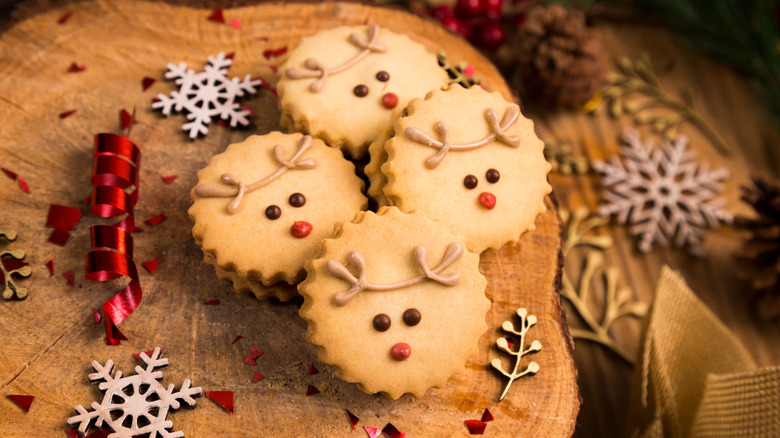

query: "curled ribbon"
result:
(85, 133), (142, 345)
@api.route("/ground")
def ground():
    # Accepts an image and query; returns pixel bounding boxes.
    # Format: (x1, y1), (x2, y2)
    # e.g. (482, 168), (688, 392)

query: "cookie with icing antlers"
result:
(369, 84), (552, 253)
(189, 132), (367, 300)
(278, 24), (449, 159)
(299, 207), (489, 399)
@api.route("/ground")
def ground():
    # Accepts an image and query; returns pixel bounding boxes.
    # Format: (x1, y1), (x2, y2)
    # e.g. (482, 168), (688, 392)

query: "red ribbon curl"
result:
(85, 133), (142, 345)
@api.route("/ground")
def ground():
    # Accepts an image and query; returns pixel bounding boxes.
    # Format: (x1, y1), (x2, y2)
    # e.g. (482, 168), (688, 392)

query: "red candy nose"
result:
(381, 92), (399, 109)
(390, 342), (411, 361)
(479, 192), (496, 210)
(290, 221), (313, 238)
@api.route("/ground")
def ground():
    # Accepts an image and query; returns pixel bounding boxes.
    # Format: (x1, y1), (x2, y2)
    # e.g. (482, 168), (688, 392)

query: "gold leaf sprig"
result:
(1, 230), (31, 300)
(600, 55), (730, 156)
(491, 307), (542, 402)
(544, 141), (589, 175)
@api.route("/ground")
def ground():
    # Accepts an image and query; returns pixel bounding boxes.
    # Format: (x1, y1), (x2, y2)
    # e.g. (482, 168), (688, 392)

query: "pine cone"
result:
(734, 175), (780, 319)
(511, 4), (607, 109)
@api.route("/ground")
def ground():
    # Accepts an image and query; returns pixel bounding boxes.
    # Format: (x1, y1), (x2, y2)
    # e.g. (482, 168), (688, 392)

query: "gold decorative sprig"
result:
(599, 55), (730, 156)
(544, 142), (589, 175)
(560, 208), (647, 364)
(491, 307), (542, 402)
(1, 231), (31, 300)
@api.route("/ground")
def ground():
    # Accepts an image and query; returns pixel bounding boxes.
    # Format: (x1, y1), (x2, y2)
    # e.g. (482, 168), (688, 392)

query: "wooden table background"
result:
(1, 0), (779, 437)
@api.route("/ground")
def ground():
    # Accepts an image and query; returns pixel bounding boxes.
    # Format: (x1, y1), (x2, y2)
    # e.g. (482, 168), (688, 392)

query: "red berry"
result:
(390, 343), (412, 361)
(456, 0), (485, 18)
(440, 16), (472, 39)
(479, 192), (496, 210)
(473, 23), (506, 51)
(484, 0), (503, 14)
(290, 221), (313, 238)
(432, 5), (455, 21)
(381, 92), (399, 109)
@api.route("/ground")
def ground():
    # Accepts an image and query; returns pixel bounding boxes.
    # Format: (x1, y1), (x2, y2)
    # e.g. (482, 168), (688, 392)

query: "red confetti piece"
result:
(252, 372), (264, 383)
(59, 109), (77, 119)
(134, 227), (144, 233)
(255, 77), (277, 95)
(133, 348), (162, 361)
(244, 348), (263, 365)
(145, 214), (167, 226)
(225, 52), (235, 60)
(308, 365), (319, 375)
(269, 65), (278, 75)
(68, 62), (86, 73)
(120, 109), (137, 130)
(47, 204), (82, 230)
(464, 64), (476, 76)
(142, 260), (159, 273)
(46, 260), (54, 276)
(306, 385), (320, 396)
(382, 423), (404, 438)
(161, 175), (178, 184)
(142, 77), (156, 91)
(66, 429), (80, 438)
(240, 106), (255, 118)
(0, 259), (29, 285)
(6, 395), (34, 413)
(465, 420), (487, 435)
(207, 8), (225, 23)
(204, 391), (234, 414)
(345, 409), (359, 432)
(204, 299), (220, 305)
(86, 429), (112, 438)
(48, 228), (71, 246)
(364, 426), (382, 438)
(263, 47), (288, 59)
(83, 195), (91, 203)
(62, 270), (74, 286)
(231, 335), (243, 344)
(92, 308), (102, 324)
(481, 409), (494, 422)
(228, 18), (241, 29)
(57, 11), (72, 24)
(17, 176), (30, 194)
(1, 168), (30, 194)
(1, 168), (17, 180)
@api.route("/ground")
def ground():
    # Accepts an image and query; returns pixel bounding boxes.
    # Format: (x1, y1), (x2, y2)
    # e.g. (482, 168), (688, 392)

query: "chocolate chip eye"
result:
(376, 70), (390, 82)
(463, 174), (478, 190)
(402, 308), (421, 326)
(373, 313), (391, 332)
(353, 84), (369, 97)
(486, 169), (500, 184)
(265, 205), (281, 220)
(289, 192), (306, 208)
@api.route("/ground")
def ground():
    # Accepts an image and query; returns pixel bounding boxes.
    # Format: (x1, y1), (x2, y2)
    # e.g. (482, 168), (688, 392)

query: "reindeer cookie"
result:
(299, 207), (489, 399)
(189, 132), (367, 300)
(371, 85), (552, 253)
(278, 24), (449, 159)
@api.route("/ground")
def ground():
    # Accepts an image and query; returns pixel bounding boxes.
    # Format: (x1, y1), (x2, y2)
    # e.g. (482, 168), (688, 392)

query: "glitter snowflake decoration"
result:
(593, 130), (732, 256)
(152, 52), (260, 139)
(67, 348), (201, 438)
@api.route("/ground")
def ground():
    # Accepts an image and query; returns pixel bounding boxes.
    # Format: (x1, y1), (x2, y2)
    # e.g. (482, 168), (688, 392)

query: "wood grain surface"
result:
(0, 1), (579, 436)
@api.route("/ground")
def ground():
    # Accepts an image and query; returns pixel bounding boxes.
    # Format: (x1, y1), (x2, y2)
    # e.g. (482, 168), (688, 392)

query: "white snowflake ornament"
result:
(67, 347), (201, 438)
(593, 130), (732, 256)
(152, 52), (261, 139)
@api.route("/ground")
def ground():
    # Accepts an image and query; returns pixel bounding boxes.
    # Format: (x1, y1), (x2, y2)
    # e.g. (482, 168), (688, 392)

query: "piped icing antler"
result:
(285, 24), (387, 93)
(194, 135), (317, 214)
(327, 242), (463, 306)
(404, 106), (521, 168)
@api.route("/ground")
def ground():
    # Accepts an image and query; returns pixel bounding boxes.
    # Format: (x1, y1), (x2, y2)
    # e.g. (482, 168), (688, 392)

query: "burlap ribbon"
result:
(628, 266), (780, 437)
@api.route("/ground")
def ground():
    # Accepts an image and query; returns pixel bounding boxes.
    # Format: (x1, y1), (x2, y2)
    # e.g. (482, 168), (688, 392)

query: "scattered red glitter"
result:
(47, 227), (71, 246)
(92, 308), (102, 324)
(6, 395), (34, 413)
(46, 204), (82, 229)
(144, 214), (167, 226)
(252, 372), (264, 383)
(62, 270), (74, 286)
(142, 77), (156, 91)
(207, 8), (225, 23)
(481, 408), (494, 422)
(228, 18), (241, 29)
(204, 391), (234, 414)
(308, 365), (319, 375)
(244, 348), (263, 365)
(382, 93), (399, 109)
(204, 299), (220, 305)
(59, 109), (77, 119)
(57, 11), (72, 24)
(1, 168), (16, 179)
(142, 260), (159, 273)
(46, 260), (54, 276)
(305, 385), (320, 396)
(17, 176), (30, 194)
(465, 420), (487, 435)
(263, 47), (288, 59)
(133, 349), (161, 361)
(231, 335), (243, 344)
(68, 62), (86, 73)
(364, 426), (382, 438)
(382, 423), (405, 438)
(161, 175), (178, 184)
(2, 168), (30, 194)
(345, 409), (359, 431)
(120, 109), (137, 130)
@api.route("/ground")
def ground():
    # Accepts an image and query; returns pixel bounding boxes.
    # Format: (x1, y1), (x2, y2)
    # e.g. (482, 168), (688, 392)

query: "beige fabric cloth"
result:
(628, 266), (780, 438)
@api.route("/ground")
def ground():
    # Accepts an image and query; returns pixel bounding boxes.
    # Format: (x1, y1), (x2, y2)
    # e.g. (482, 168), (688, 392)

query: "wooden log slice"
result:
(0, 1), (578, 436)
